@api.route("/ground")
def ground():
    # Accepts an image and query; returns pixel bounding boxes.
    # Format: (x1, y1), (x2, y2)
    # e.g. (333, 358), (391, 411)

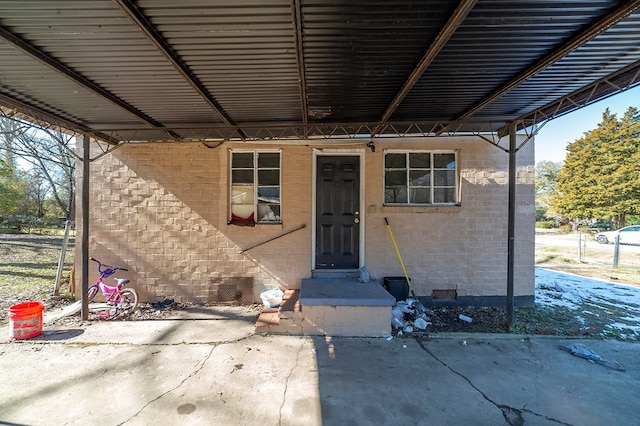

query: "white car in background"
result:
(595, 225), (640, 245)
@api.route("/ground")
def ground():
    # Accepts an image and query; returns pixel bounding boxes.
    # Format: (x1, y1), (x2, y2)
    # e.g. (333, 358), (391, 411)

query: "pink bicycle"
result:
(88, 257), (138, 318)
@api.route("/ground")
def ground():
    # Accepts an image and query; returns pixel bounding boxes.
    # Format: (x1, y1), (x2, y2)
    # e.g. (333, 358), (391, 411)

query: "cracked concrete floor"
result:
(1, 309), (639, 425)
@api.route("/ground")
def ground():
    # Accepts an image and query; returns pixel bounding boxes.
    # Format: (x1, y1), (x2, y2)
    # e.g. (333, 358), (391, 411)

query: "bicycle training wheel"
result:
(118, 288), (138, 316)
(87, 285), (99, 301)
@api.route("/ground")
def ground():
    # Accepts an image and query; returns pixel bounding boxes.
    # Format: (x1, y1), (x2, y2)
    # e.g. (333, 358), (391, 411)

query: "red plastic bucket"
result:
(9, 301), (44, 340)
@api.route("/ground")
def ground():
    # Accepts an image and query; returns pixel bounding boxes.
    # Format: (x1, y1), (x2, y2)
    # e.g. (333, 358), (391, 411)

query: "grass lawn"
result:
(0, 234), (75, 325)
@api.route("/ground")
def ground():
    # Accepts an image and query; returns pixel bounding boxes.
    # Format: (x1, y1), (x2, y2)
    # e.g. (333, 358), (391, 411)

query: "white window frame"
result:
(383, 150), (459, 205)
(229, 149), (282, 224)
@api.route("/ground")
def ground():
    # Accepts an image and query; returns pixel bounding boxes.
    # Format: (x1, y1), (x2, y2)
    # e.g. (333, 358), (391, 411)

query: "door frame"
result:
(311, 148), (366, 270)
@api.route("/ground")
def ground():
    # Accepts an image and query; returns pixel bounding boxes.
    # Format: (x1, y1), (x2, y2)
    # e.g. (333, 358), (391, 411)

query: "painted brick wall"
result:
(364, 136), (534, 298)
(75, 135), (534, 303)
(76, 142), (313, 303)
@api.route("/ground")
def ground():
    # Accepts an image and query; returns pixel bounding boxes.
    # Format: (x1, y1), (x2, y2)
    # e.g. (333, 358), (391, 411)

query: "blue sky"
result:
(534, 85), (640, 163)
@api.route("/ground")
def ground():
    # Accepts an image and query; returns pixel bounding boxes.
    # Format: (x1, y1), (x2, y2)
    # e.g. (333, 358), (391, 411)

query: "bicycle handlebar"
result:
(90, 257), (128, 272)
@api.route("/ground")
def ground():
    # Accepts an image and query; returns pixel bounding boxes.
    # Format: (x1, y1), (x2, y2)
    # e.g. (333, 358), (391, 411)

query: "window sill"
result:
(227, 220), (283, 227)
(381, 204), (461, 214)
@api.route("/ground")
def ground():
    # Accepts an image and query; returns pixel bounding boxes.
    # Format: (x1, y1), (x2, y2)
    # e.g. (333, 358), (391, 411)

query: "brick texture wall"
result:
(75, 135), (534, 303)
(364, 136), (534, 298)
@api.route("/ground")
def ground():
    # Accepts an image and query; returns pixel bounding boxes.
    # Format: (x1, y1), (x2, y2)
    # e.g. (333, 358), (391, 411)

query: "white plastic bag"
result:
(260, 288), (284, 308)
(391, 317), (405, 329)
(358, 266), (371, 283)
(391, 306), (405, 329)
(414, 317), (429, 329)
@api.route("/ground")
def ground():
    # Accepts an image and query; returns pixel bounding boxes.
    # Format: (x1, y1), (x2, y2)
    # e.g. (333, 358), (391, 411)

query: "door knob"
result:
(354, 218), (360, 224)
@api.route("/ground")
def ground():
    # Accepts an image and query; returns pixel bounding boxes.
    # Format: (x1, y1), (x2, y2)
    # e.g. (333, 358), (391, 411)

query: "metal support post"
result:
(81, 135), (90, 320)
(507, 123), (516, 327)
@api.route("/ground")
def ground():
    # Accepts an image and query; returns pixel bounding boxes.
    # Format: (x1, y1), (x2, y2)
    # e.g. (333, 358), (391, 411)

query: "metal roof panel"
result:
(0, 0), (639, 141)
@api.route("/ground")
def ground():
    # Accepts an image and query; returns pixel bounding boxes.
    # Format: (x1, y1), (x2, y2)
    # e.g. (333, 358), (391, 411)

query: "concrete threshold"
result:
(300, 278), (395, 307)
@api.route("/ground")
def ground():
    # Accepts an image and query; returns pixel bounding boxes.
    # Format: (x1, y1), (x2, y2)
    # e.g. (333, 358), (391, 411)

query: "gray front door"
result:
(315, 156), (360, 269)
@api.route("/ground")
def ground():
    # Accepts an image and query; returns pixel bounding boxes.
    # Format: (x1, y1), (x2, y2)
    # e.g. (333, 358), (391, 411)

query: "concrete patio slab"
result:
(1, 308), (639, 425)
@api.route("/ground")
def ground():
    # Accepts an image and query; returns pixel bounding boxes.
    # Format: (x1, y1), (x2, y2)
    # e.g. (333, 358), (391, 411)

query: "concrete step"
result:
(300, 278), (395, 336)
(255, 290), (302, 335)
(256, 279), (396, 337)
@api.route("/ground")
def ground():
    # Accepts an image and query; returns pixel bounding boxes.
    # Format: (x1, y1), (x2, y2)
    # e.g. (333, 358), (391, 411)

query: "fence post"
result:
(578, 232), (582, 262)
(613, 235), (620, 267)
(53, 220), (72, 296)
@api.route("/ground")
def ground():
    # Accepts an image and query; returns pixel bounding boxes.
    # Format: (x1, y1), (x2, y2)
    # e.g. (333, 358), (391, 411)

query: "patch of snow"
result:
(536, 267), (640, 335)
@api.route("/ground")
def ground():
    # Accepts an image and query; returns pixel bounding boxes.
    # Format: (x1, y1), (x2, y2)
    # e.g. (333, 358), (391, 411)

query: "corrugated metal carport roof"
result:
(1, 0), (639, 143)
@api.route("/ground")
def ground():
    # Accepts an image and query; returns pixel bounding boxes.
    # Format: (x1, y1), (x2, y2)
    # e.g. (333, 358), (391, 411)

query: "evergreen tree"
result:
(552, 107), (640, 227)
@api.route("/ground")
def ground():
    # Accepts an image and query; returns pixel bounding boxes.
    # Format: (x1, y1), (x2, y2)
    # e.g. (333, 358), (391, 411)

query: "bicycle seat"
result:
(114, 278), (130, 286)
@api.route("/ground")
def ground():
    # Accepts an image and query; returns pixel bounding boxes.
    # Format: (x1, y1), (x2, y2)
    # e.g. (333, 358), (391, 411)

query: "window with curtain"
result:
(230, 151), (281, 224)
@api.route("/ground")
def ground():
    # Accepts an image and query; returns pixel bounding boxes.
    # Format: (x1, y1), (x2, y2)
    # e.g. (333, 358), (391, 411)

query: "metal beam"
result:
(370, 0), (479, 137)
(508, 60), (640, 133)
(0, 25), (174, 135)
(81, 119), (516, 144)
(114, 0), (237, 129)
(440, 0), (640, 134)
(290, 0), (309, 136)
(0, 93), (117, 144)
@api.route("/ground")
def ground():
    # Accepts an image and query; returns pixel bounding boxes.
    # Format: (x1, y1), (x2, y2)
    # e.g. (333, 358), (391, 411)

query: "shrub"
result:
(558, 223), (573, 234)
(535, 221), (555, 229)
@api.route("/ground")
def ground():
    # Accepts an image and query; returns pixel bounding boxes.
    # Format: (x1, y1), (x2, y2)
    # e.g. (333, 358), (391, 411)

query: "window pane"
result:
(434, 170), (455, 186)
(384, 151), (457, 205)
(257, 187), (280, 203)
(232, 153), (253, 168)
(231, 185), (254, 204)
(434, 153), (455, 169)
(409, 153), (430, 168)
(385, 170), (406, 186)
(434, 188), (456, 203)
(258, 170), (279, 185)
(258, 153), (279, 168)
(385, 187), (407, 204)
(385, 153), (406, 168)
(231, 204), (255, 220)
(410, 187), (430, 204)
(257, 203), (280, 222)
(409, 170), (430, 186)
(232, 170), (253, 184)
(231, 184), (255, 220)
(230, 151), (282, 224)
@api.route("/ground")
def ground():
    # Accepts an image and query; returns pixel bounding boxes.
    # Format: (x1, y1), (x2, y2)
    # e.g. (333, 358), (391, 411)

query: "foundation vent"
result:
(209, 277), (253, 304)
(431, 289), (457, 301)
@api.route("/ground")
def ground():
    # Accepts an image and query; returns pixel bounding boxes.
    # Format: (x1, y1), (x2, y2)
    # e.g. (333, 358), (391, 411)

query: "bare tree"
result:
(0, 114), (76, 221)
